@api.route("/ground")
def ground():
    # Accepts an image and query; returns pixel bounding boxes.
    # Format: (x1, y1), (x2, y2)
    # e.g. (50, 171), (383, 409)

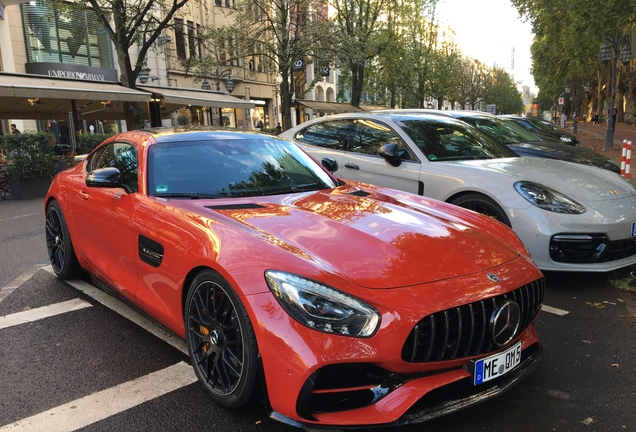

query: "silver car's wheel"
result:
(185, 270), (259, 408)
(451, 193), (511, 227)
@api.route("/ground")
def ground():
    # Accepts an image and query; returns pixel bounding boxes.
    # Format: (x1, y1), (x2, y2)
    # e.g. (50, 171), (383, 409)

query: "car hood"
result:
(459, 157), (635, 202)
(508, 141), (620, 172)
(176, 187), (522, 289)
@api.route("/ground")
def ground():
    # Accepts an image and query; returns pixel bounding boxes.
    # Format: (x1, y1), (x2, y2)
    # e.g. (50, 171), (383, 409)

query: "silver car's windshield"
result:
(460, 117), (539, 144)
(147, 138), (336, 198)
(398, 119), (516, 161)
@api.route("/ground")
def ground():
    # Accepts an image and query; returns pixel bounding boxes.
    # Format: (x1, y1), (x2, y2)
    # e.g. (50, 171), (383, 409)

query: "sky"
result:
(435, 0), (537, 95)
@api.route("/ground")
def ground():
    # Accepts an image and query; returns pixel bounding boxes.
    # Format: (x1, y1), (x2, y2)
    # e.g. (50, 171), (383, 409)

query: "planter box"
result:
(8, 175), (52, 200)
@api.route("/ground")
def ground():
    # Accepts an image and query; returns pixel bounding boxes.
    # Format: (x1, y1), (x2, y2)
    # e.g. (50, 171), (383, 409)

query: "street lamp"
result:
(201, 68), (235, 94)
(598, 33), (633, 150)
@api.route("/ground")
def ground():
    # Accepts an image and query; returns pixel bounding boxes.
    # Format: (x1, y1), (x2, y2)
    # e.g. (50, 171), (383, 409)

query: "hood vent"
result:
(206, 203), (266, 210)
(348, 190), (371, 197)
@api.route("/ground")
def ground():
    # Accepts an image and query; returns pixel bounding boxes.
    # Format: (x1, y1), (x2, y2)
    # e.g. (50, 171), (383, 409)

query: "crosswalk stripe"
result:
(541, 304), (569, 316)
(0, 298), (92, 330)
(45, 270), (188, 355)
(0, 362), (198, 431)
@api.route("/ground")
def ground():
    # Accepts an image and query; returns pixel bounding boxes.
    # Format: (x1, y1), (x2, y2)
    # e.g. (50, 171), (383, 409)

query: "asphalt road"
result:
(1, 198), (635, 431)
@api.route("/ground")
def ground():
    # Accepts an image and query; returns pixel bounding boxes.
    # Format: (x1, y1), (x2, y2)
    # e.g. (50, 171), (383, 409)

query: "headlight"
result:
(265, 270), (380, 337)
(514, 181), (585, 214)
(560, 136), (574, 144)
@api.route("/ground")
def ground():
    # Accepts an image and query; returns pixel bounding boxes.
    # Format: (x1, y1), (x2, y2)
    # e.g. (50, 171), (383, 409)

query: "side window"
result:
(294, 119), (354, 151)
(352, 120), (414, 161)
(114, 144), (138, 192)
(86, 142), (138, 192)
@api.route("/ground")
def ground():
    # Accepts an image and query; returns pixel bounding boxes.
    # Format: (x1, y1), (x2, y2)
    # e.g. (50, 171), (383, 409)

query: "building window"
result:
(21, 0), (114, 68)
(187, 21), (196, 58)
(196, 24), (203, 58)
(174, 18), (186, 60)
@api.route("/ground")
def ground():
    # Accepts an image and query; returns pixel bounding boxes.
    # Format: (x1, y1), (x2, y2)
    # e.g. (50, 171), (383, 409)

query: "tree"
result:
(511, 0), (636, 119)
(59, 0), (190, 129)
(454, 57), (488, 110)
(191, 0), (334, 130)
(482, 67), (524, 114)
(331, 0), (396, 107)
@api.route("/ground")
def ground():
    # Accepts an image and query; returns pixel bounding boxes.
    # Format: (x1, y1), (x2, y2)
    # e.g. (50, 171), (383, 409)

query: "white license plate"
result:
(473, 342), (522, 385)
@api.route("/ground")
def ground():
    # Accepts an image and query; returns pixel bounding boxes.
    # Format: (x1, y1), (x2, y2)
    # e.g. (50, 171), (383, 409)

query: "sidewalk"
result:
(569, 121), (636, 166)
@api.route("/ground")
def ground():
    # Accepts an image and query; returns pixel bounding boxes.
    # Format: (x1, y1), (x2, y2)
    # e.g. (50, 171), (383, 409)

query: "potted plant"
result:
(0, 132), (58, 199)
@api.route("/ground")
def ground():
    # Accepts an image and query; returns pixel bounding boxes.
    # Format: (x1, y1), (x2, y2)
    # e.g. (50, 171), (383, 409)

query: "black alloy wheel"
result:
(185, 270), (259, 408)
(451, 193), (512, 227)
(45, 200), (82, 280)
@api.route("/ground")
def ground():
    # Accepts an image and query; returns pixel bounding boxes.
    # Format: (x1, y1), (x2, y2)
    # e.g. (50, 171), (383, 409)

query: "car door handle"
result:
(79, 190), (90, 200)
(345, 163), (360, 170)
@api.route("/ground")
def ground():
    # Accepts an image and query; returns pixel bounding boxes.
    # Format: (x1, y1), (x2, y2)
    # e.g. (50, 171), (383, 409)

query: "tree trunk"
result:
(280, 68), (293, 131)
(350, 62), (365, 108)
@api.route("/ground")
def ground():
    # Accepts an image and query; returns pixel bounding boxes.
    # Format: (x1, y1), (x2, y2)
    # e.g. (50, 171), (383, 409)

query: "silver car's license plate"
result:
(473, 341), (522, 385)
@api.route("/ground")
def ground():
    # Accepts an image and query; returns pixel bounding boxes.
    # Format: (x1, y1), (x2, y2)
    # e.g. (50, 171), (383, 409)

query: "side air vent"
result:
(139, 235), (164, 267)
(348, 190), (371, 197)
(206, 203), (266, 210)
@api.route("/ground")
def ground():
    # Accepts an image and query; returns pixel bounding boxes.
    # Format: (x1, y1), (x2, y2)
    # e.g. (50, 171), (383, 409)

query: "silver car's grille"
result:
(401, 278), (544, 363)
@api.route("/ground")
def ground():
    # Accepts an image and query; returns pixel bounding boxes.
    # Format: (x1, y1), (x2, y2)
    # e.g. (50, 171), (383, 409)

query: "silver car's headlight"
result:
(514, 181), (585, 214)
(265, 270), (380, 337)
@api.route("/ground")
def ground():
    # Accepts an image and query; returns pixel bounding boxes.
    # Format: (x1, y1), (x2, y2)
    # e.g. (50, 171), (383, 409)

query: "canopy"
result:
(138, 86), (255, 111)
(0, 72), (151, 120)
(296, 100), (362, 113)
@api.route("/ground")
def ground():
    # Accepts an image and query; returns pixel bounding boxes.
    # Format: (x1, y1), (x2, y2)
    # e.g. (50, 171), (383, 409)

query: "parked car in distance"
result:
(281, 112), (636, 272)
(45, 127), (544, 428)
(501, 114), (580, 146)
(380, 109), (619, 173)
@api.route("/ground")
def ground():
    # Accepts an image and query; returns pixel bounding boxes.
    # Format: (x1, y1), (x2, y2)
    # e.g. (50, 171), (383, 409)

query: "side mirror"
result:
(86, 167), (123, 189)
(322, 157), (339, 173)
(378, 143), (402, 167)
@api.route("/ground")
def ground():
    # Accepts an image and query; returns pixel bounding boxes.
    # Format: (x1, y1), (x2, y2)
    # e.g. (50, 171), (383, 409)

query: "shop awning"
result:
(297, 100), (362, 113)
(360, 105), (391, 111)
(138, 86), (255, 110)
(0, 72), (151, 120)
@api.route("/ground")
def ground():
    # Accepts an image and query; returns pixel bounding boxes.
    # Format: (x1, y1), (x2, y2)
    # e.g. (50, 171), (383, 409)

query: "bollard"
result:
(626, 141), (632, 179)
(621, 140), (627, 176)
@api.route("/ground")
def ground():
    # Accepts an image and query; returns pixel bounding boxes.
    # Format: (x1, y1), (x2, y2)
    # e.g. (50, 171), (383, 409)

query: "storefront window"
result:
(21, 0), (114, 68)
(221, 108), (236, 127)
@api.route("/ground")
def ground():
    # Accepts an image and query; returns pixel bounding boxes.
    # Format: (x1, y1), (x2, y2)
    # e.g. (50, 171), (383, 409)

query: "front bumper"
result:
(511, 199), (636, 271)
(246, 259), (543, 427)
(271, 342), (542, 429)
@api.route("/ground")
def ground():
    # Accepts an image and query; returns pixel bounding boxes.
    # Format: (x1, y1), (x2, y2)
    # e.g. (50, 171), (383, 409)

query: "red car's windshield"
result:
(147, 138), (337, 198)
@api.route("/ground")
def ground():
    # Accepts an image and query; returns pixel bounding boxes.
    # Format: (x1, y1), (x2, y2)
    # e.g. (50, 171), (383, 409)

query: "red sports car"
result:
(45, 128), (543, 428)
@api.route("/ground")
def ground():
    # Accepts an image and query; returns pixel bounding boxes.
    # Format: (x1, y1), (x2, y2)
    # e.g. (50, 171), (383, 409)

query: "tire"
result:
(450, 193), (512, 227)
(45, 200), (82, 280)
(185, 270), (259, 408)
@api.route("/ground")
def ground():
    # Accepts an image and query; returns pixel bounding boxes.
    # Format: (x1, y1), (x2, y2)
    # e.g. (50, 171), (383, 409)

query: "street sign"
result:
(558, 97), (565, 105)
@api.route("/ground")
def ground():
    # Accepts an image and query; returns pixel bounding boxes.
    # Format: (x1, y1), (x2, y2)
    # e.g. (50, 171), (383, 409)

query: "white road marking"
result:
(541, 304), (569, 316)
(42, 267), (188, 355)
(0, 212), (40, 223)
(0, 362), (198, 432)
(0, 264), (48, 304)
(0, 298), (91, 330)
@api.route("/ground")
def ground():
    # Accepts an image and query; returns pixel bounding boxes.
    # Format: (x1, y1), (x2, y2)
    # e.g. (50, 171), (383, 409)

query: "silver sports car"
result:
(281, 112), (636, 272)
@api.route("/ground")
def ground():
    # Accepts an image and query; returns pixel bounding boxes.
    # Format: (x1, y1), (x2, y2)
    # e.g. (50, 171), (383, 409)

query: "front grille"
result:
(550, 234), (636, 263)
(401, 278), (544, 363)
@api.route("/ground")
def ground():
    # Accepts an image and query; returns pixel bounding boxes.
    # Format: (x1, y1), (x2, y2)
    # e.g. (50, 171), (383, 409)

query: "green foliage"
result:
(483, 68), (525, 114)
(76, 133), (113, 155)
(0, 132), (58, 179)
